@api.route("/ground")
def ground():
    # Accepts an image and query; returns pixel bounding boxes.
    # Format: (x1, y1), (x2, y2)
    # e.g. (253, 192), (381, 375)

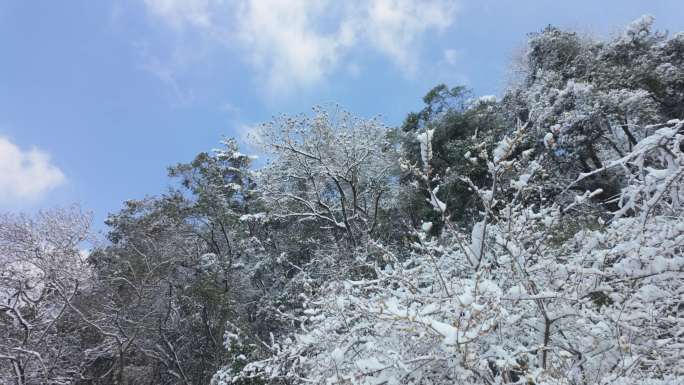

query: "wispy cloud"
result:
(232, 1), (356, 93)
(0, 137), (65, 204)
(135, 41), (197, 105)
(365, 0), (457, 72)
(141, 0), (458, 94)
(443, 48), (460, 66)
(220, 102), (240, 115)
(142, 0), (216, 30)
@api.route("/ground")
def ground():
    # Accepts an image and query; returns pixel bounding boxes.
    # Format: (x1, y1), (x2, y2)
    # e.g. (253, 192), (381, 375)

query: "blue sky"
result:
(1, 0), (682, 232)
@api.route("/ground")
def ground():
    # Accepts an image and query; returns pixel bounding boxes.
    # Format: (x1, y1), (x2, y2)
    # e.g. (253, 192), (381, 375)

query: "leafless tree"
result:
(0, 207), (91, 385)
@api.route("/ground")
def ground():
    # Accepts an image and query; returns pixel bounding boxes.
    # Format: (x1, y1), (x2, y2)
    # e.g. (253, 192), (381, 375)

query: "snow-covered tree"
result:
(399, 85), (506, 228)
(0, 207), (92, 385)
(502, 16), (684, 211)
(216, 115), (683, 385)
(257, 106), (400, 248)
(223, 108), (403, 351)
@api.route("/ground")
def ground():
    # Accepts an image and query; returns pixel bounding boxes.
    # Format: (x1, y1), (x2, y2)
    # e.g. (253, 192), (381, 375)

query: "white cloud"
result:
(233, 1), (357, 93)
(142, 0), (458, 93)
(366, 0), (457, 72)
(0, 137), (65, 203)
